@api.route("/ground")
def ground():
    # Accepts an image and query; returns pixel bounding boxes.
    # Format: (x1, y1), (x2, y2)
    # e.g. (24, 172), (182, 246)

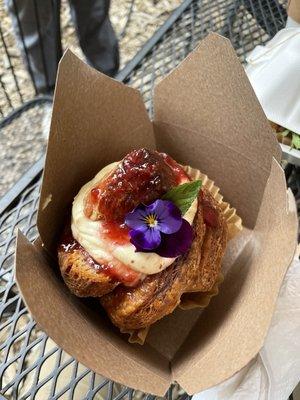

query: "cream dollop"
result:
(71, 162), (198, 275)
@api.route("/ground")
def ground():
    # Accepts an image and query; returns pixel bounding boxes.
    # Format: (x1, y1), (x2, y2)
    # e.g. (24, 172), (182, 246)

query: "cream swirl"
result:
(71, 162), (198, 275)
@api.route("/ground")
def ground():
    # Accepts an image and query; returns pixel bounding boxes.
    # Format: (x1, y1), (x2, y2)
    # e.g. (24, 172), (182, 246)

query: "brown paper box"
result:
(15, 33), (298, 396)
(288, 0), (300, 23)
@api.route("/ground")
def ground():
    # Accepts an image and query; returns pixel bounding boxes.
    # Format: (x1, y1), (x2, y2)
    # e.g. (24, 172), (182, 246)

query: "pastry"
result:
(100, 189), (227, 330)
(57, 148), (238, 341)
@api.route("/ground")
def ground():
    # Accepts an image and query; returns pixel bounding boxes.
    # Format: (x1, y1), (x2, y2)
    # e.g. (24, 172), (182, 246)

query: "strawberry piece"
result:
(203, 205), (219, 228)
(84, 148), (180, 222)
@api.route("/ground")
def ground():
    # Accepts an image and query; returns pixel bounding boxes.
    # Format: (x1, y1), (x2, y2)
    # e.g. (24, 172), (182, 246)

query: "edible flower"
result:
(125, 199), (193, 258)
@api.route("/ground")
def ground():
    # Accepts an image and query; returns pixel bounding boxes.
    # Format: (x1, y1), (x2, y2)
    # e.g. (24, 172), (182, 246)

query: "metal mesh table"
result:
(0, 0), (293, 399)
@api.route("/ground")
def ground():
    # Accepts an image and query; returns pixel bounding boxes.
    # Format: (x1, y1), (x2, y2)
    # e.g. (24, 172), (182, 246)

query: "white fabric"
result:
(245, 28), (300, 134)
(286, 17), (300, 28)
(193, 251), (300, 400)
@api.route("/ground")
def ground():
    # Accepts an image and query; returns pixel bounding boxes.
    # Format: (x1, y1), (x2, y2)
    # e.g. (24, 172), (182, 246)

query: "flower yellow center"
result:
(145, 213), (158, 228)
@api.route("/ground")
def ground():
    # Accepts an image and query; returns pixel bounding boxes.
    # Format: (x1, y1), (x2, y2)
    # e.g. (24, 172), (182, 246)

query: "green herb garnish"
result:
(162, 180), (202, 215)
(292, 132), (300, 150)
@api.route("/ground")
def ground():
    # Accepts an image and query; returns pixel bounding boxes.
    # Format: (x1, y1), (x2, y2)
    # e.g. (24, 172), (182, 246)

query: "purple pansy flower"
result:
(125, 199), (193, 258)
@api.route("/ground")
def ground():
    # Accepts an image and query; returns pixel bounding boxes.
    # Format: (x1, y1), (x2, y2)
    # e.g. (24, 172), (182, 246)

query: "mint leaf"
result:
(162, 180), (202, 215)
(292, 132), (300, 150)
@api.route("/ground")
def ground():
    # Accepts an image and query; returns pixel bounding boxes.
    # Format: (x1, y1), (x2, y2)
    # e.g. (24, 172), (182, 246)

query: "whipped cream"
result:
(71, 162), (198, 275)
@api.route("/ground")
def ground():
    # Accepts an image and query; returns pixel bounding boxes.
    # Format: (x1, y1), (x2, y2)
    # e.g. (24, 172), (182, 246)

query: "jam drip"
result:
(59, 228), (140, 285)
(101, 222), (129, 245)
(200, 191), (219, 228)
(160, 153), (190, 184)
(84, 148), (187, 223)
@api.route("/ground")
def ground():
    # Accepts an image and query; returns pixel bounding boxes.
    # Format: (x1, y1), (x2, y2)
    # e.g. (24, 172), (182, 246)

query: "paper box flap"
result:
(288, 0), (300, 23)
(15, 35), (298, 397)
(37, 50), (154, 252)
(171, 159), (298, 394)
(153, 34), (281, 228)
(15, 231), (170, 395)
(154, 33), (280, 166)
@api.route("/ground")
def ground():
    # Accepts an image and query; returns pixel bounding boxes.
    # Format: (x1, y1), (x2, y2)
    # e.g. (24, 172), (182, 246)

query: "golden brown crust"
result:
(58, 243), (118, 298)
(100, 189), (228, 330)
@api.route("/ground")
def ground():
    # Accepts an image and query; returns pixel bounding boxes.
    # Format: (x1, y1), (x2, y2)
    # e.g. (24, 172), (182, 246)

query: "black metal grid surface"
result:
(0, 0), (60, 118)
(1, 0), (293, 399)
(122, 0), (287, 113)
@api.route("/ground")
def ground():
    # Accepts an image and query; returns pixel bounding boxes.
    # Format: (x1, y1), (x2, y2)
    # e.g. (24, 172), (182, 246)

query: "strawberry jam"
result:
(203, 206), (219, 228)
(84, 148), (187, 223)
(101, 222), (129, 245)
(59, 231), (80, 253)
(59, 227), (140, 285)
(160, 153), (190, 184)
(200, 191), (219, 228)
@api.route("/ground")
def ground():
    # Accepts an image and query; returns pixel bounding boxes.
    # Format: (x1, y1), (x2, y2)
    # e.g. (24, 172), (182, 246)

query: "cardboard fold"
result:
(154, 33), (281, 228)
(15, 34), (298, 396)
(15, 231), (171, 395)
(38, 50), (154, 252)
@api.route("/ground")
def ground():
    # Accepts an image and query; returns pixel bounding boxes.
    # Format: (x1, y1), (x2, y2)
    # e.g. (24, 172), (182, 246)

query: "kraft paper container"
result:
(15, 33), (298, 396)
(288, 0), (300, 23)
